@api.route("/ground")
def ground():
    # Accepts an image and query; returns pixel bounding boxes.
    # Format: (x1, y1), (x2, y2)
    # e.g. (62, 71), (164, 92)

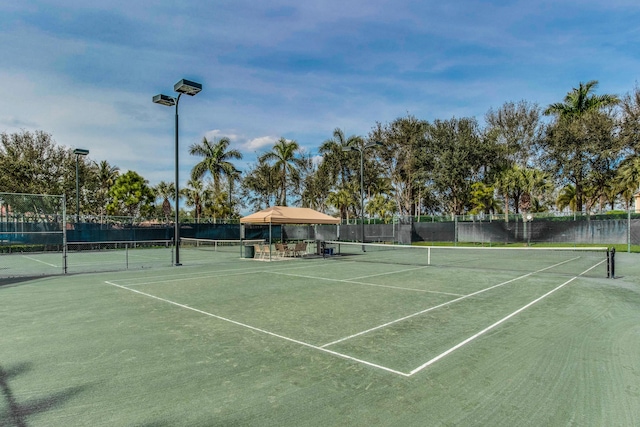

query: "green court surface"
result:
(2, 249), (639, 426)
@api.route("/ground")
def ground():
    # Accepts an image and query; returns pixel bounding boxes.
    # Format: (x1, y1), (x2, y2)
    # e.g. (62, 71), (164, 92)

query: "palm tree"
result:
(365, 194), (397, 223)
(319, 128), (362, 188)
(617, 156), (640, 208)
(543, 81), (620, 213)
(518, 168), (553, 212)
(496, 165), (552, 216)
(469, 182), (501, 215)
(620, 87), (640, 154)
(299, 155), (331, 211)
(326, 188), (355, 221)
(366, 176), (394, 213)
(585, 169), (618, 213)
(189, 137), (243, 194)
(93, 160), (120, 216)
(181, 178), (210, 223)
(242, 158), (278, 210)
(556, 185), (578, 213)
(225, 167), (242, 217)
(259, 137), (305, 206)
(544, 80), (619, 118)
(494, 166), (521, 218)
(154, 180), (175, 222)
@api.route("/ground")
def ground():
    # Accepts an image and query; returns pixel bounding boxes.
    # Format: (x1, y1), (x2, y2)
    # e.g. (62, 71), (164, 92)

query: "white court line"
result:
(105, 280), (408, 376)
(104, 257), (602, 377)
(347, 265), (430, 281)
(120, 263), (317, 287)
(407, 259), (606, 376)
(22, 255), (58, 268)
(126, 253), (166, 261)
(320, 257), (580, 348)
(269, 271), (464, 296)
(126, 269), (266, 287)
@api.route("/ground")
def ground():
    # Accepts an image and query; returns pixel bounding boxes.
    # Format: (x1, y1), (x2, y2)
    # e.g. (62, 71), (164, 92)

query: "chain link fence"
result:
(0, 192), (66, 277)
(2, 192), (638, 279)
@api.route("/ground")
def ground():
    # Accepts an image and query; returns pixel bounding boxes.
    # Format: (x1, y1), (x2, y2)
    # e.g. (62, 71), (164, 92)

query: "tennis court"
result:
(2, 243), (639, 426)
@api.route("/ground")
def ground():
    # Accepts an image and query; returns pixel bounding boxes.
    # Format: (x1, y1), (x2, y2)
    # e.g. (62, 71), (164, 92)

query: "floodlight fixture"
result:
(73, 148), (89, 156)
(152, 94), (176, 106)
(153, 78), (202, 266)
(174, 79), (202, 96)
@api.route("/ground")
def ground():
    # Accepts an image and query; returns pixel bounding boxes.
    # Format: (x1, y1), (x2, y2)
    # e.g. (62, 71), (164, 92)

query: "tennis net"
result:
(180, 238), (264, 256)
(323, 241), (612, 278)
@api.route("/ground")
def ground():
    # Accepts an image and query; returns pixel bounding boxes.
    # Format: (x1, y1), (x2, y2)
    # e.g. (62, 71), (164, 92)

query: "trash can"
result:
(243, 244), (255, 258)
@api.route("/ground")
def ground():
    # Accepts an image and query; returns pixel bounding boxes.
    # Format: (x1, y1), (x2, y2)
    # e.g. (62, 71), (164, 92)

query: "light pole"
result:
(73, 148), (89, 223)
(343, 141), (382, 251)
(153, 79), (202, 266)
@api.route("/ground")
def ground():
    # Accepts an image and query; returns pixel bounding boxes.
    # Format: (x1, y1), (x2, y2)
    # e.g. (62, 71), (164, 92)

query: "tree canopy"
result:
(2, 80), (639, 222)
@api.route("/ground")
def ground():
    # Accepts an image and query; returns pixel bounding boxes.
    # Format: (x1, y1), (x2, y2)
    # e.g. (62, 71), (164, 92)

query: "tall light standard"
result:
(73, 148), (89, 223)
(153, 79), (202, 266)
(343, 141), (383, 251)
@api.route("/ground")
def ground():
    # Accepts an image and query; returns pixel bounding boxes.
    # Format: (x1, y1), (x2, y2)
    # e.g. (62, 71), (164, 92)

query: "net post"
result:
(606, 248), (610, 278)
(126, 243), (129, 269)
(609, 247), (615, 279)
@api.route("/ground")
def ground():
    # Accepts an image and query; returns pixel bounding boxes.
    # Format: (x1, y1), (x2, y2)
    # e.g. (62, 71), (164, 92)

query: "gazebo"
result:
(240, 206), (340, 260)
(240, 206), (340, 225)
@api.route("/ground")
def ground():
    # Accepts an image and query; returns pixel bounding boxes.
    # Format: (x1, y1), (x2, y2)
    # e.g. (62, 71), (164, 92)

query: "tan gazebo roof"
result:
(240, 206), (340, 225)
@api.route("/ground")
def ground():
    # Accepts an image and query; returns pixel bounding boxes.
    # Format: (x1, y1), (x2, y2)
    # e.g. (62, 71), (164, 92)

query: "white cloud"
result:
(2, 0), (639, 193)
(245, 136), (278, 151)
(203, 129), (241, 141)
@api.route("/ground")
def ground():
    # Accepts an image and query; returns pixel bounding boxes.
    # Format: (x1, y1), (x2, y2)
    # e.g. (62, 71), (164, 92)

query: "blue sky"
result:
(1, 0), (639, 188)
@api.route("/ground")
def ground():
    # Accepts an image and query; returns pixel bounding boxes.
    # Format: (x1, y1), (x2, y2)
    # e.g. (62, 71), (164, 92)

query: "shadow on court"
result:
(0, 363), (88, 427)
(0, 277), (48, 289)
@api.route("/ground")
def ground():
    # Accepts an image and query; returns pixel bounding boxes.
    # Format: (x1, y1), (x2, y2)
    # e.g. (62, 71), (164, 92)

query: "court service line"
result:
(320, 257), (580, 348)
(125, 270), (267, 287)
(269, 271), (464, 296)
(407, 259), (606, 376)
(120, 263), (318, 286)
(104, 280), (408, 376)
(347, 265), (430, 281)
(22, 255), (57, 267)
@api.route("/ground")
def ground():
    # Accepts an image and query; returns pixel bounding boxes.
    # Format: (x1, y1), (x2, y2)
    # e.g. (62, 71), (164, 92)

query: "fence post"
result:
(63, 195), (68, 274)
(454, 215), (458, 246)
(628, 202), (632, 253)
